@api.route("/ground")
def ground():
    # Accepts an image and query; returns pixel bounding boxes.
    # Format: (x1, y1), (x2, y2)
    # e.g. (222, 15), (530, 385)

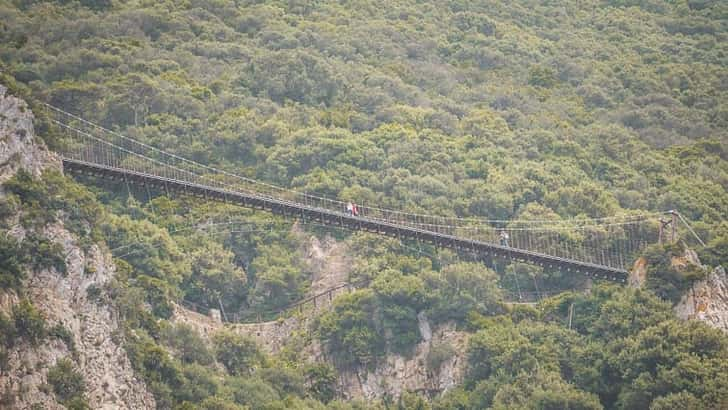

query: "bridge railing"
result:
(45, 103), (684, 273)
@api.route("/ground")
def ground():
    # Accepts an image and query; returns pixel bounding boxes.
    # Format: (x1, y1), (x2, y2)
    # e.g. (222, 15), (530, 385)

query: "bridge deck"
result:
(62, 158), (629, 282)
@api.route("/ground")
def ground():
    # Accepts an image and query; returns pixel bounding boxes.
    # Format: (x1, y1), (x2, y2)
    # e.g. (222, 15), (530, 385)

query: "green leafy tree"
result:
(305, 363), (337, 404)
(213, 330), (265, 376)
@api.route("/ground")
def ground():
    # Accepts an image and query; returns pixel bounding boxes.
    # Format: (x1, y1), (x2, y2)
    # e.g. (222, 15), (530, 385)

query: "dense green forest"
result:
(1, 0), (727, 409)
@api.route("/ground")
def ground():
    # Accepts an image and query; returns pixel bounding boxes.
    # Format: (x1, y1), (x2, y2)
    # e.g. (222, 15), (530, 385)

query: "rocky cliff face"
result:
(0, 85), (155, 409)
(0, 85), (58, 181)
(675, 266), (728, 333)
(324, 317), (468, 401)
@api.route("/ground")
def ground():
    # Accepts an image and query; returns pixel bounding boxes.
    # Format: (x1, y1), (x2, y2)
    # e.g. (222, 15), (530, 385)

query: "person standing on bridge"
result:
(346, 201), (354, 216)
(499, 229), (510, 247)
(352, 202), (359, 216)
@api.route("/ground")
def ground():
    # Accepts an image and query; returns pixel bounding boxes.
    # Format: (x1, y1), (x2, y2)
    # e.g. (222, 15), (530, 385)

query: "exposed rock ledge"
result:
(330, 319), (468, 401)
(0, 84), (155, 409)
(675, 266), (728, 334)
(0, 84), (59, 181)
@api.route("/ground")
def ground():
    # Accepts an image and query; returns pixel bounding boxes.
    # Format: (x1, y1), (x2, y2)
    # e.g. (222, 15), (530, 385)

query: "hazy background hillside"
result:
(1, 0), (727, 409)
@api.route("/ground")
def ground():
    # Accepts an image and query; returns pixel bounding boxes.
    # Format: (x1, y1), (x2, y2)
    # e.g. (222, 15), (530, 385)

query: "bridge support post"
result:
(658, 211), (679, 245)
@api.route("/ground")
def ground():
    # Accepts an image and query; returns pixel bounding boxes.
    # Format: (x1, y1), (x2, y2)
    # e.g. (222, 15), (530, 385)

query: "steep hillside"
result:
(1, 0), (727, 409)
(0, 85), (154, 409)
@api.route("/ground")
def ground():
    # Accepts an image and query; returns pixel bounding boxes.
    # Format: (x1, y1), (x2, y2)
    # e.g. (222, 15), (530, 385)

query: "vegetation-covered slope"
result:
(1, 0), (727, 409)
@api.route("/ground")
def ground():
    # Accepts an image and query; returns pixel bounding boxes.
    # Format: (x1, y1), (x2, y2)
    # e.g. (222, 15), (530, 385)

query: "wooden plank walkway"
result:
(63, 158), (629, 282)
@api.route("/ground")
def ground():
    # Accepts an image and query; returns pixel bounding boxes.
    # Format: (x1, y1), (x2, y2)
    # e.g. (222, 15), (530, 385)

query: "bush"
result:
(643, 243), (707, 304)
(305, 363), (337, 403)
(0, 312), (17, 348)
(0, 235), (26, 290)
(3, 169), (49, 209)
(0, 348), (8, 373)
(176, 363), (219, 404)
(12, 299), (46, 345)
(161, 324), (214, 365)
(49, 323), (75, 352)
(25, 233), (67, 276)
(225, 376), (281, 408)
(426, 342), (455, 371)
(315, 290), (385, 368)
(212, 330), (264, 376)
(47, 358), (87, 408)
(259, 365), (306, 397)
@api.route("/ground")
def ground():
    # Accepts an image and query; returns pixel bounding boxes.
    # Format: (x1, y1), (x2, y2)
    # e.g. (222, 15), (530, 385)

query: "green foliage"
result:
(223, 376), (281, 408)
(424, 262), (503, 323)
(464, 286), (728, 409)
(0, 234), (26, 290)
(0, 311), (17, 348)
(305, 363), (337, 404)
(259, 364), (306, 397)
(0, 348), (8, 373)
(24, 233), (67, 275)
(4, 170), (102, 241)
(12, 299), (46, 345)
(125, 331), (182, 397)
(426, 342), (455, 372)
(48, 323), (75, 353)
(529, 66), (558, 88)
(372, 270), (428, 354)
(315, 289), (385, 367)
(46, 358), (88, 408)
(2, 0), (728, 408)
(212, 330), (265, 376)
(643, 243), (708, 304)
(489, 371), (603, 410)
(161, 323), (214, 365)
(700, 222), (728, 269)
(198, 396), (247, 410)
(396, 392), (431, 410)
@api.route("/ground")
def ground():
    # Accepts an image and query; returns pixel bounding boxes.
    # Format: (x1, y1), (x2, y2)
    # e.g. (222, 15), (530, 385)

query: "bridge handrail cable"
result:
(44, 103), (670, 228)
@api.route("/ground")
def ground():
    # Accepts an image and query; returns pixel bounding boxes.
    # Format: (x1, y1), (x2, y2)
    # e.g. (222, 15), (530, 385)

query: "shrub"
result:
(47, 358), (88, 408)
(12, 299), (46, 345)
(49, 323), (75, 353)
(25, 233), (67, 276)
(176, 363), (219, 404)
(643, 243), (707, 304)
(161, 324), (214, 365)
(0, 312), (17, 347)
(225, 376), (281, 408)
(0, 348), (8, 372)
(426, 342), (456, 371)
(0, 235), (26, 290)
(305, 363), (337, 403)
(259, 365), (306, 397)
(315, 290), (385, 368)
(212, 331), (264, 376)
(3, 169), (47, 206)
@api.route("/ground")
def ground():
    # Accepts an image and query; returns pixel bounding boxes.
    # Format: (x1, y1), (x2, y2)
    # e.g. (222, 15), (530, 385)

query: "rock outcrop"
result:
(327, 319), (468, 400)
(0, 85), (59, 181)
(629, 257), (648, 288)
(675, 266), (728, 333)
(0, 85), (155, 409)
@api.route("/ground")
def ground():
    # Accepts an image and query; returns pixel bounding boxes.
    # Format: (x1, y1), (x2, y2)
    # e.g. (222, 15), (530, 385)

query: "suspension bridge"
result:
(43, 103), (704, 283)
